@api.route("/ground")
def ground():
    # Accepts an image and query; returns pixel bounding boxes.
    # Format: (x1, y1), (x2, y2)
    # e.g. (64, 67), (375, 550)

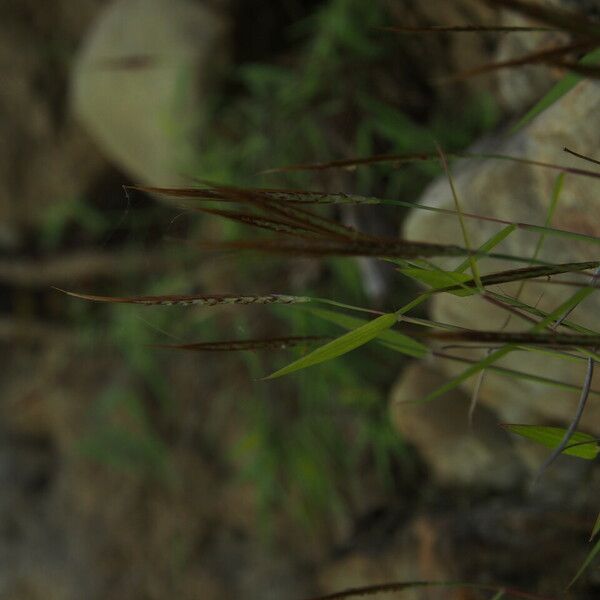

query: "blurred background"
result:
(2, 0), (599, 598)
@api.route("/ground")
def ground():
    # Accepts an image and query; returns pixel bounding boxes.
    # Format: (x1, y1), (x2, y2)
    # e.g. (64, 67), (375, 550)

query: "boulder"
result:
(393, 80), (600, 476)
(390, 362), (524, 489)
(72, 0), (229, 186)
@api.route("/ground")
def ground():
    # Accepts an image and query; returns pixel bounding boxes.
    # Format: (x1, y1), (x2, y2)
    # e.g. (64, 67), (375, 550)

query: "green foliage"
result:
(40, 197), (109, 250)
(76, 386), (170, 478)
(194, 0), (498, 195)
(266, 313), (397, 379)
(68, 0), (600, 557)
(233, 331), (404, 530)
(172, 0), (498, 526)
(504, 424), (599, 459)
(305, 306), (428, 358)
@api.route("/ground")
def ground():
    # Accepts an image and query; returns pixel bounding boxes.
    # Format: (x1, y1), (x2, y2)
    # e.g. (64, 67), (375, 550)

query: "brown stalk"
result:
(152, 336), (329, 352)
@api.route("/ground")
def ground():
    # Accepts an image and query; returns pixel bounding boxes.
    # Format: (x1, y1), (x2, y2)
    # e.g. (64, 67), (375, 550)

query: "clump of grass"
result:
(60, 0), (600, 593)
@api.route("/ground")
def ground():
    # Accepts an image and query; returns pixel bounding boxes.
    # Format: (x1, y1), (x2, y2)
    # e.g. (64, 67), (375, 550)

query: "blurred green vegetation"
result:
(194, 0), (498, 194)
(64, 0), (500, 530)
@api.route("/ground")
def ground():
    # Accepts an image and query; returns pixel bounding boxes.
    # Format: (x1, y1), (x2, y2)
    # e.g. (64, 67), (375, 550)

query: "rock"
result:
(72, 0), (230, 186)
(390, 362), (524, 489)
(399, 80), (600, 443)
(494, 7), (570, 114)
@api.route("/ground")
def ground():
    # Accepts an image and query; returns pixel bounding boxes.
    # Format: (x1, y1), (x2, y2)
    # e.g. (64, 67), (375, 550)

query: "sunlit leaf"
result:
(265, 313), (397, 379)
(436, 351), (600, 397)
(305, 306), (428, 358)
(503, 424), (599, 459)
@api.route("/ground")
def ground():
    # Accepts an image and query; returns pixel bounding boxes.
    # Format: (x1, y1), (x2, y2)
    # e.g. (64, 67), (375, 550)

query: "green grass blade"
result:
(401, 261), (598, 298)
(417, 345), (515, 404)
(486, 291), (599, 336)
(513, 223), (600, 246)
(304, 306), (428, 358)
(264, 313), (397, 379)
(437, 144), (482, 289)
(435, 352), (600, 396)
(503, 424), (599, 459)
(535, 173), (563, 254)
(418, 285), (599, 403)
(454, 224), (517, 274)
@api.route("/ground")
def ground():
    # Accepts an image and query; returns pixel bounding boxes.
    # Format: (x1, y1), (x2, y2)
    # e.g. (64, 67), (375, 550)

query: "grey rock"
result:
(400, 80), (600, 437)
(390, 362), (524, 488)
(494, 16), (570, 113)
(72, 0), (229, 186)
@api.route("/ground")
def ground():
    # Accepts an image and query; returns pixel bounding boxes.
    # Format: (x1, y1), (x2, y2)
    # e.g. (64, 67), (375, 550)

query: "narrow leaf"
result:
(402, 261), (599, 297)
(590, 511), (600, 541)
(306, 306), (428, 358)
(435, 351), (600, 396)
(453, 224), (517, 274)
(503, 424), (599, 459)
(265, 313), (397, 379)
(486, 291), (599, 336)
(417, 286), (599, 403)
(437, 144), (481, 289)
